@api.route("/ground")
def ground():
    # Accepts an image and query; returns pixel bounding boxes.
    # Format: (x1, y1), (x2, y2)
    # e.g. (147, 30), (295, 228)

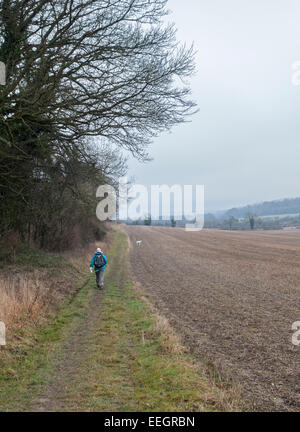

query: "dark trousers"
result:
(95, 269), (105, 287)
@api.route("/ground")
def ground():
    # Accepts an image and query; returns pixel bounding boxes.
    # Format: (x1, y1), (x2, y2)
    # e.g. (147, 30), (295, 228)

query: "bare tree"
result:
(0, 0), (196, 244)
(0, 0), (195, 156)
(246, 213), (256, 230)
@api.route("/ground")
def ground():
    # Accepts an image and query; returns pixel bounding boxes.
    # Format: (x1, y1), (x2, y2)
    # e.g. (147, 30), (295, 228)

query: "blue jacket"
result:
(90, 252), (108, 271)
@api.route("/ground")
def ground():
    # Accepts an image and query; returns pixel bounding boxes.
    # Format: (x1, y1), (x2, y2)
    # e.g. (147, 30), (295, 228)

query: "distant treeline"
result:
(0, 0), (195, 252)
(225, 198), (300, 219)
(205, 212), (300, 231)
(124, 197), (300, 231)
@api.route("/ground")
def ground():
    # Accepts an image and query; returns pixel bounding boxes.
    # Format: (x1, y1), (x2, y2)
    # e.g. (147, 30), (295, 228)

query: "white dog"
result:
(136, 240), (142, 247)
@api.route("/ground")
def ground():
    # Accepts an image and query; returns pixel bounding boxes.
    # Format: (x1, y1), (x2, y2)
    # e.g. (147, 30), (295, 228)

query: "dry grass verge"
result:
(0, 229), (113, 349)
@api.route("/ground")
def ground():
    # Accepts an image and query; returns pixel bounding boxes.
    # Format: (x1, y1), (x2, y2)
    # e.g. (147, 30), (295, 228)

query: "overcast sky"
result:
(127, 0), (300, 212)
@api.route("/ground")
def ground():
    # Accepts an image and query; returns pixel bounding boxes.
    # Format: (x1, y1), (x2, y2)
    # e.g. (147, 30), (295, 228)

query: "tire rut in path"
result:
(31, 235), (124, 412)
(31, 282), (104, 411)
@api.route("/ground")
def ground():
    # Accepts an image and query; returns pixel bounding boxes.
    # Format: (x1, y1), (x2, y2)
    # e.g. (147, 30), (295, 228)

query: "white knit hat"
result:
(96, 247), (102, 252)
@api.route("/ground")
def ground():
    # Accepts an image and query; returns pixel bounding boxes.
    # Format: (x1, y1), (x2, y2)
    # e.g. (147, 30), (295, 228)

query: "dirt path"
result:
(124, 226), (300, 412)
(29, 234), (125, 412)
(31, 282), (104, 411)
(29, 232), (127, 412)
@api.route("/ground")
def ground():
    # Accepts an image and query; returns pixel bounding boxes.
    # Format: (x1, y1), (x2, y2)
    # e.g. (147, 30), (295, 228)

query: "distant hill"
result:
(225, 198), (300, 219)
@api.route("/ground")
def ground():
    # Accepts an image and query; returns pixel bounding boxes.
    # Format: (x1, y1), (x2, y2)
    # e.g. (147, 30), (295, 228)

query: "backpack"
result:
(94, 253), (105, 269)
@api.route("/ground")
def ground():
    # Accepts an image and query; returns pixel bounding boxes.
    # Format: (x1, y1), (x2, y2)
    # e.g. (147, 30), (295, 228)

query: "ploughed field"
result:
(124, 226), (300, 411)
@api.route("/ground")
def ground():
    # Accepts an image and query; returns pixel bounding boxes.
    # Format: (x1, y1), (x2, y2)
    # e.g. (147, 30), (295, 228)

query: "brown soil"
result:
(124, 226), (300, 412)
